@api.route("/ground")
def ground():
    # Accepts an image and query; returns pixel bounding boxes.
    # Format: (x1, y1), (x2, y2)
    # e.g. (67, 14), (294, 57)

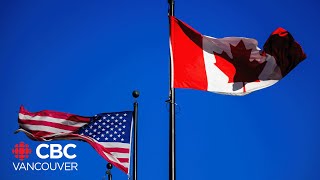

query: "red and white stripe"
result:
(63, 134), (132, 173)
(18, 106), (90, 137)
(170, 16), (281, 95)
(17, 106), (132, 174)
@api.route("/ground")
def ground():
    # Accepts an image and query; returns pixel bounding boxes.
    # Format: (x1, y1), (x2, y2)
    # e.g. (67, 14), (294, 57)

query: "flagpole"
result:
(106, 163), (113, 180)
(168, 1), (176, 180)
(132, 90), (139, 180)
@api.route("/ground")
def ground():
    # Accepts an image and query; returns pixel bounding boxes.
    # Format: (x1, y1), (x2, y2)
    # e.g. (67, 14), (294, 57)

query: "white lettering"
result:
(13, 162), (78, 171)
(12, 162), (20, 170)
(42, 162), (49, 170)
(35, 162), (41, 170)
(63, 144), (77, 159)
(36, 144), (49, 159)
(19, 162), (26, 170)
(26, 162), (34, 170)
(50, 144), (63, 159)
(71, 162), (78, 171)
(65, 162), (71, 171)
(57, 162), (64, 170)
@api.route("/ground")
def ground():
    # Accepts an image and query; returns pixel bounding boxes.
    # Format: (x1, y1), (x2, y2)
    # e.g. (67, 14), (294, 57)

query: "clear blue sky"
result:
(1, 0), (320, 180)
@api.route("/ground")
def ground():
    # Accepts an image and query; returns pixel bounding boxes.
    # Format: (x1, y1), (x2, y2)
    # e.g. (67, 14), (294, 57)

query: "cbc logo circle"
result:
(12, 142), (32, 161)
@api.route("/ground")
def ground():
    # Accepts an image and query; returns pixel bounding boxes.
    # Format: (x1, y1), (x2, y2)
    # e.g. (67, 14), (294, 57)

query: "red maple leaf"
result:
(214, 40), (267, 83)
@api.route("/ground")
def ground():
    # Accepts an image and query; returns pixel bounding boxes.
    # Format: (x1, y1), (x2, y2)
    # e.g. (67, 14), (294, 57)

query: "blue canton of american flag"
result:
(78, 111), (133, 174)
(78, 112), (132, 143)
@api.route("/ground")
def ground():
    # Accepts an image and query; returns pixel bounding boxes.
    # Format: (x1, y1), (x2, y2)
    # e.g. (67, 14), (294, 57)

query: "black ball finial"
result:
(132, 90), (140, 98)
(107, 163), (113, 169)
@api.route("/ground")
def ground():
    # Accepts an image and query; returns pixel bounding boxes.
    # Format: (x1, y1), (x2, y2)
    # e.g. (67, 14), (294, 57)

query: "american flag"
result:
(17, 106), (133, 174)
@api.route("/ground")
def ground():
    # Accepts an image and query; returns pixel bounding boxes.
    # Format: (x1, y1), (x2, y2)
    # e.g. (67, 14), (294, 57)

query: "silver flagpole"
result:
(167, 1), (176, 180)
(132, 90), (139, 180)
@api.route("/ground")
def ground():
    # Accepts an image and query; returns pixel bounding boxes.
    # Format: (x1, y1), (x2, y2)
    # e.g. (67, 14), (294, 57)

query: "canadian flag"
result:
(170, 16), (306, 95)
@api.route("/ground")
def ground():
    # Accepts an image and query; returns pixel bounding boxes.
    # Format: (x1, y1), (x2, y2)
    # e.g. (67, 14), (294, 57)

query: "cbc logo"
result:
(12, 142), (77, 160)
(36, 144), (76, 159)
(12, 142), (79, 171)
(12, 142), (32, 161)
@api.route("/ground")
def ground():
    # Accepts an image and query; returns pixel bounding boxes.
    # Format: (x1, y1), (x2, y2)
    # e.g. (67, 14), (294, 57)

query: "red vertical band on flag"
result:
(170, 16), (207, 91)
(263, 27), (306, 77)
